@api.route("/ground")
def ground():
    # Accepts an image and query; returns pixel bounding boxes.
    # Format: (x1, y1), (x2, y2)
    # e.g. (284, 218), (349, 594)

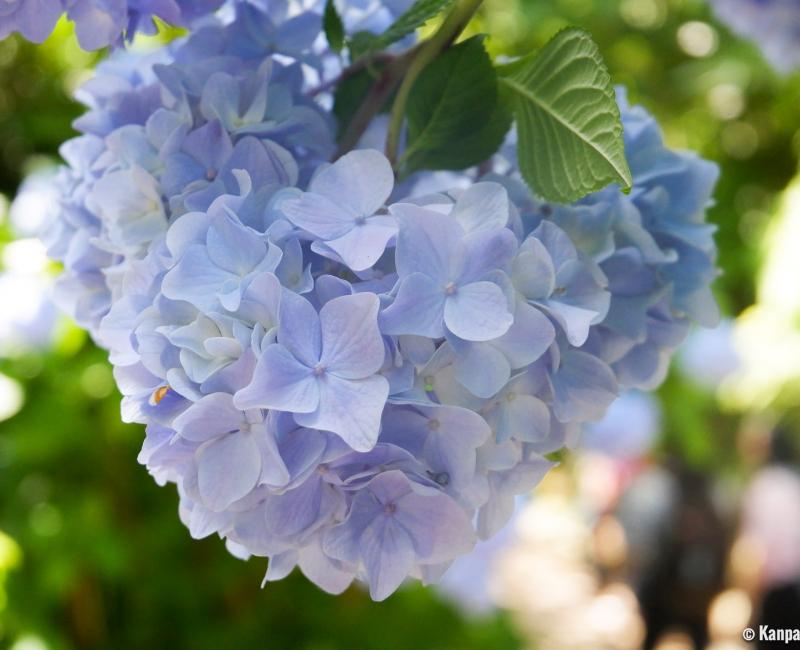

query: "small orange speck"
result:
(152, 385), (170, 405)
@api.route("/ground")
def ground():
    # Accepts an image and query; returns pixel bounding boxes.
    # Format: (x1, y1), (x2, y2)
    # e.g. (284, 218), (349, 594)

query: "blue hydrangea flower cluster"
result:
(487, 89), (720, 392)
(711, 0), (800, 73)
(0, 0), (414, 49)
(0, 0), (226, 49)
(22, 2), (718, 600)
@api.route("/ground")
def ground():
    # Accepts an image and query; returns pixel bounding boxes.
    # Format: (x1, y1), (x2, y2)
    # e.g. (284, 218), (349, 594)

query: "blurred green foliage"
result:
(1, 1), (799, 648)
(0, 340), (521, 650)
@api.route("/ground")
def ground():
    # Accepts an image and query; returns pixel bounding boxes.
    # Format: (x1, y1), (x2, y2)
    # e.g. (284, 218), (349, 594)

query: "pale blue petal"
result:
(173, 392), (243, 443)
(450, 182), (509, 233)
(207, 213), (266, 275)
(391, 204), (464, 281)
(296, 537), (355, 595)
(161, 245), (236, 311)
(395, 490), (476, 563)
(550, 351), (618, 423)
(492, 300), (555, 369)
(513, 239), (556, 299)
(452, 342), (511, 398)
(379, 272), (446, 339)
(361, 516), (415, 601)
(324, 217), (397, 272)
(296, 374), (389, 452)
(459, 228), (518, 284)
(533, 220), (577, 269)
(320, 293), (384, 379)
(233, 344), (319, 412)
(323, 491), (385, 564)
(311, 149), (393, 216)
(263, 479), (324, 538)
(278, 290), (321, 367)
(280, 192), (356, 239)
(493, 395), (550, 444)
(197, 432), (262, 511)
(444, 281), (513, 342)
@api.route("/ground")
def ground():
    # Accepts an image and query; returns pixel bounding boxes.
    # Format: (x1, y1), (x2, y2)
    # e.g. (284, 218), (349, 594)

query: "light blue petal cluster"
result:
(0, 0), (415, 49)
(0, 0), (225, 49)
(488, 88), (720, 392)
(711, 0), (800, 73)
(24, 4), (719, 601)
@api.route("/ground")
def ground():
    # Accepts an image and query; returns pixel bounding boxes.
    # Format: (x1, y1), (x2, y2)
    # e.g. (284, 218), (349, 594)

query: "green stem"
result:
(334, 47), (419, 160)
(384, 0), (485, 167)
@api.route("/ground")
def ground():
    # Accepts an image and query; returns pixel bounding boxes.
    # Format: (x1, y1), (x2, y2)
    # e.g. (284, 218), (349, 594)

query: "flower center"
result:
(384, 502), (397, 516)
(205, 167), (217, 181)
(151, 385), (170, 405)
(506, 392), (517, 402)
(443, 282), (457, 296)
(313, 364), (326, 376)
(427, 418), (441, 431)
(431, 472), (450, 486)
(354, 215), (367, 226)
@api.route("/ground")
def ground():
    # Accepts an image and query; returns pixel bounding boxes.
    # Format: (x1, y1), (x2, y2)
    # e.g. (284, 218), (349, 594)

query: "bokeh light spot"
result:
(677, 21), (718, 58)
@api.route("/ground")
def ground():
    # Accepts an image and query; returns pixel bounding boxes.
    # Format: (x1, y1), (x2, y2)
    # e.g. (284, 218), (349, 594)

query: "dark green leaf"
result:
(333, 69), (377, 137)
(347, 31), (378, 59)
(403, 36), (510, 173)
(498, 27), (632, 203)
(324, 0), (345, 53)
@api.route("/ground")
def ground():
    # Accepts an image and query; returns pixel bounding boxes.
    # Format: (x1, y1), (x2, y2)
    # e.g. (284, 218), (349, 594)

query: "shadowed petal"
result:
(233, 344), (319, 412)
(379, 273), (446, 339)
(514, 239), (556, 299)
(493, 395), (550, 444)
(550, 351), (618, 423)
(281, 192), (357, 239)
(395, 490), (476, 563)
(173, 392), (242, 443)
(278, 290), (321, 367)
(197, 432), (262, 511)
(452, 342), (511, 398)
(361, 516), (416, 601)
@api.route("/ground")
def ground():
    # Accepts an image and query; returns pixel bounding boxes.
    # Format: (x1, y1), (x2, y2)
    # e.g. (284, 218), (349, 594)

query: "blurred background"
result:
(1, 0), (799, 648)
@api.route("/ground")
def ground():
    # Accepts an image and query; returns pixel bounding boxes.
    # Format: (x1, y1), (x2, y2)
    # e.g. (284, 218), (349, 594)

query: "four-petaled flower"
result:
(279, 149), (398, 272)
(235, 291), (389, 452)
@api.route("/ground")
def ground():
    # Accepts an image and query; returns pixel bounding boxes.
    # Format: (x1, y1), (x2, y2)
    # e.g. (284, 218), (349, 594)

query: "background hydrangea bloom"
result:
(711, 0), (800, 73)
(0, 0), (225, 48)
(11, 0), (720, 602)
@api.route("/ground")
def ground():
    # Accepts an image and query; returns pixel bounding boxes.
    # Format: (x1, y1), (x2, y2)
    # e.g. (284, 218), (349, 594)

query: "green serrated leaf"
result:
(369, 0), (455, 52)
(498, 27), (632, 204)
(324, 0), (345, 53)
(403, 35), (511, 173)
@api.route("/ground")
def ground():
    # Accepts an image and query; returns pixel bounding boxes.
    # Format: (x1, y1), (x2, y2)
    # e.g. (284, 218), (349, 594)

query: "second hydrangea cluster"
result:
(711, 0), (800, 73)
(32, 1), (719, 600)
